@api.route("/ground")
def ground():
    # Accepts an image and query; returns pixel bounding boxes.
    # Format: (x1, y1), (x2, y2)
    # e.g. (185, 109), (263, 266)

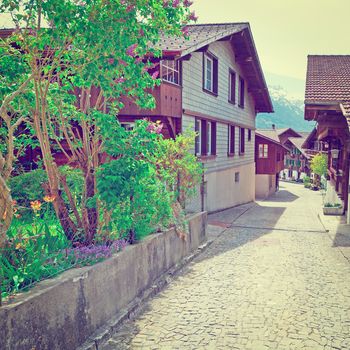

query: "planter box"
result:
(323, 206), (343, 215)
(0, 212), (207, 350)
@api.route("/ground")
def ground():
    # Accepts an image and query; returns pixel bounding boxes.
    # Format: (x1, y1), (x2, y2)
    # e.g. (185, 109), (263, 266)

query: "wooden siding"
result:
(183, 114), (255, 173)
(255, 135), (285, 175)
(181, 40), (256, 173)
(118, 82), (182, 118)
(182, 41), (256, 128)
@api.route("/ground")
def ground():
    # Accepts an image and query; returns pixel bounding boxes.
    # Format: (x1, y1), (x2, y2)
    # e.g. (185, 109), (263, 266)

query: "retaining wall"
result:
(0, 212), (207, 350)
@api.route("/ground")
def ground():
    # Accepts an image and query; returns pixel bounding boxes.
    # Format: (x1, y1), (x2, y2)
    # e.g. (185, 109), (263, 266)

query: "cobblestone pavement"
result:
(101, 182), (350, 350)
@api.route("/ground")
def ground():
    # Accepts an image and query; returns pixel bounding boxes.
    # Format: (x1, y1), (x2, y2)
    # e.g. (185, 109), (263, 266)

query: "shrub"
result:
(9, 169), (47, 208)
(97, 120), (202, 242)
(311, 153), (328, 177)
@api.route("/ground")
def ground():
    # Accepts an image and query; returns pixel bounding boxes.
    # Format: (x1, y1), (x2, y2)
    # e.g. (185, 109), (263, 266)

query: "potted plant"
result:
(323, 202), (343, 215)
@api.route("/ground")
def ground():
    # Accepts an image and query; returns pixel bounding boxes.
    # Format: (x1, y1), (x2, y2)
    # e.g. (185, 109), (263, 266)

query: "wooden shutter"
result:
(211, 122), (217, 155)
(195, 118), (200, 155)
(229, 125), (235, 154)
(213, 58), (218, 95)
(201, 119), (207, 155)
(229, 70), (236, 103)
(240, 127), (245, 154)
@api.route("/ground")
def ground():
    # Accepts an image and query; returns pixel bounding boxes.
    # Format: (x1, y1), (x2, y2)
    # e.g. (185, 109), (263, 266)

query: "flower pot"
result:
(323, 206), (343, 215)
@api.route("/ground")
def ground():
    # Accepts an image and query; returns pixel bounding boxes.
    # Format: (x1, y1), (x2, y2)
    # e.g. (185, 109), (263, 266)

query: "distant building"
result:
(256, 125), (312, 181)
(304, 55), (350, 224)
(255, 131), (286, 199)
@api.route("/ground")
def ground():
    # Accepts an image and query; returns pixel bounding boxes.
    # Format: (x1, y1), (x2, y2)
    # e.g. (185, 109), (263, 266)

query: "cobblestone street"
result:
(102, 182), (350, 350)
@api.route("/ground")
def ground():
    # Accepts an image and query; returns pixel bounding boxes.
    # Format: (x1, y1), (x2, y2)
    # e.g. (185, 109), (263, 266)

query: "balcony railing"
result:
(118, 82), (182, 118)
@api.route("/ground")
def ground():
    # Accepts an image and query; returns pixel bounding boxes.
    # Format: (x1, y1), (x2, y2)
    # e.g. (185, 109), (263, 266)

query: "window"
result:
(161, 60), (180, 85)
(228, 125), (235, 155)
(248, 129), (251, 141)
(228, 69), (236, 103)
(239, 127), (245, 154)
(259, 144), (268, 158)
(239, 76), (245, 108)
(235, 172), (240, 183)
(121, 122), (135, 131)
(203, 53), (218, 95)
(195, 119), (216, 156)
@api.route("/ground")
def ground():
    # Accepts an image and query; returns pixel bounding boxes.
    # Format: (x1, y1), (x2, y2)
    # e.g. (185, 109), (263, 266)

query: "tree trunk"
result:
(83, 169), (98, 243)
(0, 175), (13, 248)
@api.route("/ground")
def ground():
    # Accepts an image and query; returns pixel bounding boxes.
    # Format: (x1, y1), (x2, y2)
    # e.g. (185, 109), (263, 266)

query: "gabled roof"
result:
(276, 128), (302, 138)
(159, 23), (273, 114)
(288, 136), (309, 156)
(256, 129), (280, 143)
(305, 55), (350, 105)
(255, 131), (289, 150)
(305, 55), (350, 129)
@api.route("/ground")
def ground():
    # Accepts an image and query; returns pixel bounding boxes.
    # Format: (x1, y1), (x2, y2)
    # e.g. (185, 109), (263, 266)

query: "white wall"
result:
(255, 174), (276, 199)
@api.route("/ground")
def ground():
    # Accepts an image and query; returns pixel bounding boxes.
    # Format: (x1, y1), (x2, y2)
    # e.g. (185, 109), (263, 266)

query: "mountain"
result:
(256, 85), (316, 132)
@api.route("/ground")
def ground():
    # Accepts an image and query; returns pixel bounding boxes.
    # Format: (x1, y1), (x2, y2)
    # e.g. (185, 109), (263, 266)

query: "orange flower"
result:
(43, 195), (56, 203)
(30, 200), (42, 211)
(15, 242), (23, 250)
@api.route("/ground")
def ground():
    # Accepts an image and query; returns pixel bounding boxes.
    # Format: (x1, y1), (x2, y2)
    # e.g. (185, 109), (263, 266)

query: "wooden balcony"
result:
(118, 82), (182, 118)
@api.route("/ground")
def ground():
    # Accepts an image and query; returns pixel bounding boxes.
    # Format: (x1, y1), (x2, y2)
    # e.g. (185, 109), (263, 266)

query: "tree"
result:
(311, 153), (328, 177)
(311, 153), (327, 187)
(1, 0), (195, 243)
(0, 39), (33, 247)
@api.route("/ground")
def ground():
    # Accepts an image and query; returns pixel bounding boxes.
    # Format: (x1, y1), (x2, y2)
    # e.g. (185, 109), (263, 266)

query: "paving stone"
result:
(100, 182), (350, 350)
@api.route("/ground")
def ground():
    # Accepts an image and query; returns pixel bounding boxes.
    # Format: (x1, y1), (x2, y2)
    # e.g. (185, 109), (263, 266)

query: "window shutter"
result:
(195, 118), (200, 155)
(213, 59), (218, 94)
(201, 120), (207, 155)
(211, 122), (217, 155)
(240, 127), (245, 154)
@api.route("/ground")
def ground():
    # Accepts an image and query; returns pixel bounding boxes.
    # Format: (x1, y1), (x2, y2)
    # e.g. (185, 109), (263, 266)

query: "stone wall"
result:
(0, 212), (207, 350)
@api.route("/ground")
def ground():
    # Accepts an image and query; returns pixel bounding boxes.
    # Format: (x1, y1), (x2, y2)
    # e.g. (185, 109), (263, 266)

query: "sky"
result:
(192, 0), (350, 98)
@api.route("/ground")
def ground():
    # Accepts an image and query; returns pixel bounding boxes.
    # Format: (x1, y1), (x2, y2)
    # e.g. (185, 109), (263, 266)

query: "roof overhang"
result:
(256, 132), (289, 150)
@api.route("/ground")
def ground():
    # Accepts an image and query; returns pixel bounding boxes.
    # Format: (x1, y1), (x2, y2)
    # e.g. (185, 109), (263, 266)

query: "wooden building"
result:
(255, 131), (286, 199)
(304, 55), (350, 223)
(119, 23), (273, 212)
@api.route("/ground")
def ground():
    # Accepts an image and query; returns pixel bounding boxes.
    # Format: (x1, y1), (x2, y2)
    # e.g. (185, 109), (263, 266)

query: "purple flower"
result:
(115, 77), (126, 84)
(184, 0), (193, 6)
(126, 43), (138, 57)
(151, 71), (159, 80)
(172, 0), (180, 7)
(189, 11), (198, 22)
(182, 26), (189, 37)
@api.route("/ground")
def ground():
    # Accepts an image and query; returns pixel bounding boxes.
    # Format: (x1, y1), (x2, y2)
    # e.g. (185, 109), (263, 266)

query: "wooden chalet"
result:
(255, 131), (286, 199)
(305, 55), (350, 223)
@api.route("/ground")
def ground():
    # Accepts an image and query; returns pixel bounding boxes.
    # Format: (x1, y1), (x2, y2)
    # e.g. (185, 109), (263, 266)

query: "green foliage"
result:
(324, 202), (342, 208)
(311, 153), (328, 177)
(9, 169), (48, 207)
(97, 120), (202, 242)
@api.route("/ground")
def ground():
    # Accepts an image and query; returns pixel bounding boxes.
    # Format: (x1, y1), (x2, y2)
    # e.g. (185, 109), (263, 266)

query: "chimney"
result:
(272, 124), (275, 130)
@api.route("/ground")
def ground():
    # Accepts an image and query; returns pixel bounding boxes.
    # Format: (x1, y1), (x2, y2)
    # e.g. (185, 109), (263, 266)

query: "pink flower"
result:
(126, 43), (138, 57)
(139, 28), (145, 36)
(151, 71), (159, 80)
(115, 77), (126, 84)
(184, 0), (193, 6)
(163, 0), (169, 6)
(135, 57), (143, 64)
(126, 5), (134, 12)
(189, 11), (198, 22)
(108, 58), (115, 65)
(172, 0), (180, 7)
(182, 26), (189, 36)
(119, 59), (128, 66)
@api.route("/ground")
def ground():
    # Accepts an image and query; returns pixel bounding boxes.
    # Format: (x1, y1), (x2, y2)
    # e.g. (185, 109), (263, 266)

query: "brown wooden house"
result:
(304, 55), (350, 223)
(255, 130), (286, 199)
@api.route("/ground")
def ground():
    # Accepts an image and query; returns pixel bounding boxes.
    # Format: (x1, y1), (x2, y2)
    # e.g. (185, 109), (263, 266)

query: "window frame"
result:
(195, 118), (217, 157)
(228, 124), (235, 156)
(161, 59), (181, 85)
(228, 69), (236, 104)
(203, 52), (218, 96)
(258, 144), (269, 158)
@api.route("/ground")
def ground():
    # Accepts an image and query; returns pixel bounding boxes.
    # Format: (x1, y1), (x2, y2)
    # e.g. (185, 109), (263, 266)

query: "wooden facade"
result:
(255, 134), (285, 175)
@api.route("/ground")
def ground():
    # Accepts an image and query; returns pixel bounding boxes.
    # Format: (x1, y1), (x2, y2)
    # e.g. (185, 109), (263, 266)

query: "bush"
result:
(9, 169), (47, 207)
(97, 120), (202, 242)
